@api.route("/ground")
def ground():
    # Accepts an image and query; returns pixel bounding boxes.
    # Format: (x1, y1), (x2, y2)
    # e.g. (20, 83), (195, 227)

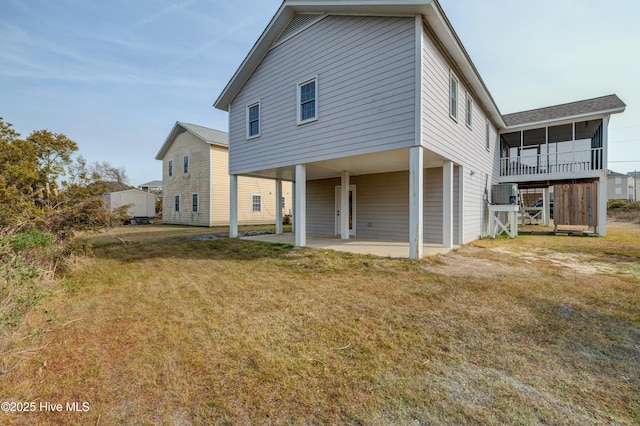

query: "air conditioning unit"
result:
(491, 184), (518, 205)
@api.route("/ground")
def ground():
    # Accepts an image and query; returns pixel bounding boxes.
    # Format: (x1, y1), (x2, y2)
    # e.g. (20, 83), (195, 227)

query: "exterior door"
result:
(335, 185), (356, 236)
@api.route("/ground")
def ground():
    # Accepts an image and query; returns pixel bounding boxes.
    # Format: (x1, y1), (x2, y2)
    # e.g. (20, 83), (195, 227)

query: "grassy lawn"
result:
(1, 223), (639, 425)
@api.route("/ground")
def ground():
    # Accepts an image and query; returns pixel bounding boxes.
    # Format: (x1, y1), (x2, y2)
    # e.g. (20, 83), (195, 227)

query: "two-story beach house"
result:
(156, 121), (292, 227)
(214, 0), (625, 258)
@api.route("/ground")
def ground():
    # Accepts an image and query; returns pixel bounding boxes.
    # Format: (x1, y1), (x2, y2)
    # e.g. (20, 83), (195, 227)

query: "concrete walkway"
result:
(241, 232), (457, 258)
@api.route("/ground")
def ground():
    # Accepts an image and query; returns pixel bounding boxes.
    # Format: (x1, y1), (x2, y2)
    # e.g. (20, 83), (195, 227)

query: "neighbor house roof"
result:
(138, 180), (163, 188)
(503, 94), (626, 128)
(155, 121), (228, 160)
(213, 0), (505, 128)
(607, 170), (630, 178)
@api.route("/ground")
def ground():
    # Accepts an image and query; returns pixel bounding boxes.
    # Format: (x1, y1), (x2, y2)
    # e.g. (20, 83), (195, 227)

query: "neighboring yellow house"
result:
(155, 122), (292, 226)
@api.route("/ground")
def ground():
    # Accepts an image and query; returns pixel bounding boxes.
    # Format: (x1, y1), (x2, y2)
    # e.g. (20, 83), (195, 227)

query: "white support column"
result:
(409, 146), (424, 259)
(443, 160), (454, 249)
(340, 170), (350, 240)
(598, 173), (607, 237)
(275, 179), (283, 235)
(230, 174), (238, 238)
(457, 166), (465, 245)
(543, 187), (550, 226)
(295, 164), (307, 247)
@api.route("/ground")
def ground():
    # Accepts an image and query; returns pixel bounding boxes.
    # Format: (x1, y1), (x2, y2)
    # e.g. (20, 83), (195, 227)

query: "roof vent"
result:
(273, 13), (325, 47)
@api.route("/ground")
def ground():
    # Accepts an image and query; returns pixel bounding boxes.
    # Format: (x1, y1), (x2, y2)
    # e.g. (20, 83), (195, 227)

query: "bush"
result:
(10, 229), (55, 250)
(607, 200), (640, 223)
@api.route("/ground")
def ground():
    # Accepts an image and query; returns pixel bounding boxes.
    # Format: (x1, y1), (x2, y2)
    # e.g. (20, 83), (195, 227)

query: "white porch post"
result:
(598, 173), (607, 237)
(457, 166), (465, 245)
(542, 187), (550, 226)
(295, 164), (307, 246)
(275, 179), (283, 235)
(443, 160), (454, 248)
(409, 147), (424, 259)
(340, 170), (350, 240)
(230, 174), (238, 238)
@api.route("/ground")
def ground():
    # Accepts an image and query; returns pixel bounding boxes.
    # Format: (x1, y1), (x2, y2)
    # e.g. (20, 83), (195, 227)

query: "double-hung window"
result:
(247, 101), (260, 139)
(466, 93), (473, 128)
(485, 121), (491, 151)
(449, 73), (458, 121)
(168, 160), (173, 177)
(297, 77), (317, 124)
(174, 195), (180, 212)
(192, 193), (199, 212)
(251, 194), (262, 213)
(183, 155), (189, 174)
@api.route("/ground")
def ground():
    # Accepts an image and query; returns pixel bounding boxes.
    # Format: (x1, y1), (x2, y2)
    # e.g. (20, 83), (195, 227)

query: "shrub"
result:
(10, 229), (55, 250)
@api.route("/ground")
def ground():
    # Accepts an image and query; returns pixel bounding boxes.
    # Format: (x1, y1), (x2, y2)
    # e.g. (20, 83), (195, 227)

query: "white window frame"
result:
(297, 76), (318, 125)
(251, 193), (262, 213)
(449, 71), (458, 121)
(192, 193), (199, 212)
(485, 121), (491, 152)
(246, 100), (261, 139)
(168, 159), (173, 177)
(174, 194), (180, 212)
(465, 92), (473, 128)
(183, 155), (189, 174)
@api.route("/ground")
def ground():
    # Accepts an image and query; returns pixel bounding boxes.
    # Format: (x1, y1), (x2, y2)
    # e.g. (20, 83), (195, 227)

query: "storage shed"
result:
(105, 189), (157, 224)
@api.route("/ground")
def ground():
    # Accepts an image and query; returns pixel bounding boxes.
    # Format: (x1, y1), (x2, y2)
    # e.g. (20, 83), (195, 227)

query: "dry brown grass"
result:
(1, 223), (638, 425)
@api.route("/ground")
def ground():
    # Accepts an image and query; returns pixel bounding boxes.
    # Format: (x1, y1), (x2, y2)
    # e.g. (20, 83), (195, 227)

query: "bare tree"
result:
(90, 161), (130, 184)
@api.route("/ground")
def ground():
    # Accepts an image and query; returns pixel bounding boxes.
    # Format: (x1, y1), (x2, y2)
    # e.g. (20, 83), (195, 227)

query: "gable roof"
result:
(138, 180), (163, 188)
(213, 0), (505, 128)
(503, 94), (626, 128)
(155, 121), (228, 160)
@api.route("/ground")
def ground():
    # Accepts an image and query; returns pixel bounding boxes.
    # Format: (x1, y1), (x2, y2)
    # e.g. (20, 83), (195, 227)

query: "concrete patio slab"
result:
(241, 232), (457, 258)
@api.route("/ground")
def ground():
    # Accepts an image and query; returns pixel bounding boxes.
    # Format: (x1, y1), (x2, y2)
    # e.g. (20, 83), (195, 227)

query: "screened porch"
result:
(500, 119), (604, 178)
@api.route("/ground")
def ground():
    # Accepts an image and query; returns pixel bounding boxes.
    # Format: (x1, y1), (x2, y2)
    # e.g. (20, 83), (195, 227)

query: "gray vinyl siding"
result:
(421, 23), (500, 242)
(305, 170), (459, 243)
(228, 15), (417, 175)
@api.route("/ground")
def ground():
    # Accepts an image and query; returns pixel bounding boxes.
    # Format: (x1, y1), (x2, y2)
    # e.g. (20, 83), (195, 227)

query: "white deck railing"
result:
(500, 148), (604, 177)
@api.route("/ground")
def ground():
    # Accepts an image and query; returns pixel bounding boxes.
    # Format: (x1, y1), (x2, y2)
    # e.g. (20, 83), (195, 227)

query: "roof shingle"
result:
(503, 94), (626, 128)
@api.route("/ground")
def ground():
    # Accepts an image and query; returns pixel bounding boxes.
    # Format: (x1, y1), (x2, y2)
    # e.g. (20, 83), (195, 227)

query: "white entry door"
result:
(335, 185), (356, 236)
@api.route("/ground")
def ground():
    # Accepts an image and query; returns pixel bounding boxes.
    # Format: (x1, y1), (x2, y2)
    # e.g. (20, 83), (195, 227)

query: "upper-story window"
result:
(449, 72), (458, 121)
(183, 155), (189, 174)
(485, 121), (491, 151)
(466, 93), (473, 128)
(168, 159), (173, 177)
(247, 101), (260, 139)
(298, 77), (317, 125)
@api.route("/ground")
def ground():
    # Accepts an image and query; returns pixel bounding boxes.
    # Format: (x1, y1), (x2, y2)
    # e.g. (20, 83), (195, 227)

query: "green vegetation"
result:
(1, 223), (637, 425)
(608, 199), (640, 223)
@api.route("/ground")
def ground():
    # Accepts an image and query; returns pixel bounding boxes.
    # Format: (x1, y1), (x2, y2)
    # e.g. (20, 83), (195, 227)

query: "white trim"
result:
(246, 100), (261, 139)
(208, 144), (213, 226)
(191, 192), (199, 212)
(458, 166), (465, 245)
(415, 14), (424, 147)
(449, 70), (459, 122)
(297, 76), (318, 125)
(251, 193), (262, 213)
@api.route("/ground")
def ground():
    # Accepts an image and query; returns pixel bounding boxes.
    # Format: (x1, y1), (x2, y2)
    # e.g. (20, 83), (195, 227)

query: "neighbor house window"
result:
(168, 160), (173, 177)
(615, 177), (622, 184)
(192, 193), (199, 212)
(252, 194), (262, 213)
(247, 101), (260, 138)
(485, 121), (491, 151)
(174, 195), (180, 212)
(449, 73), (458, 121)
(281, 196), (286, 210)
(298, 77), (317, 124)
(466, 93), (473, 128)
(183, 155), (189, 173)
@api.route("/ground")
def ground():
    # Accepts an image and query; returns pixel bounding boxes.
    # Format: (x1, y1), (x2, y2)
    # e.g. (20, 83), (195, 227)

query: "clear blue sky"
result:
(1, 0), (639, 186)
